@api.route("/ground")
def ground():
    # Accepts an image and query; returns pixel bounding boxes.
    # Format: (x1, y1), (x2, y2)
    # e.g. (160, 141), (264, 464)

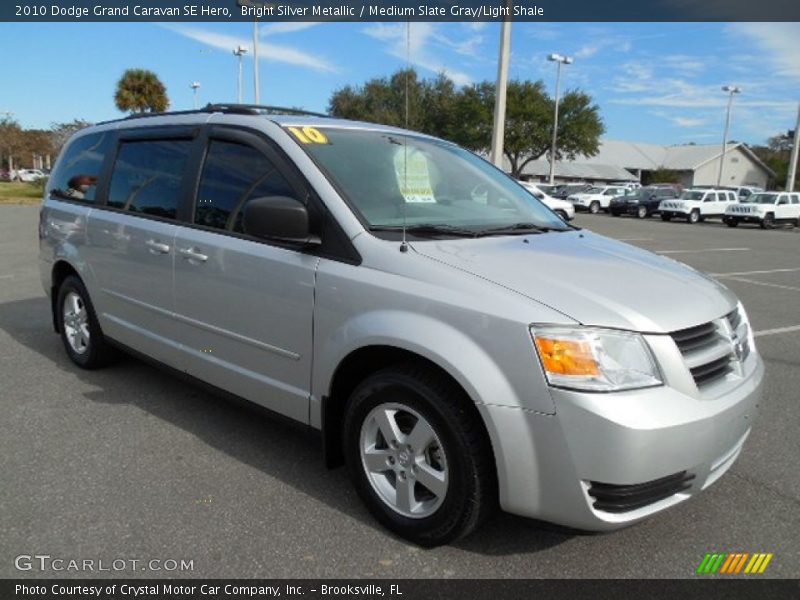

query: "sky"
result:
(1, 21), (799, 146)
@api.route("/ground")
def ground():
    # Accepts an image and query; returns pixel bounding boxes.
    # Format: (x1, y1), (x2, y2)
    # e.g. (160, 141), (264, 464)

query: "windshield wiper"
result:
(475, 223), (565, 236)
(369, 224), (480, 238)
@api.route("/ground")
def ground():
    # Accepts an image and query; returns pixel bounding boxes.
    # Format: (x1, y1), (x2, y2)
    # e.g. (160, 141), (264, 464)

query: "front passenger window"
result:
(194, 140), (298, 234)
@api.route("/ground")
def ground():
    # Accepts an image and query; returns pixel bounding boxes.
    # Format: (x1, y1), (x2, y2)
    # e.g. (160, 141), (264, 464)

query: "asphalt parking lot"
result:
(1, 204), (798, 579)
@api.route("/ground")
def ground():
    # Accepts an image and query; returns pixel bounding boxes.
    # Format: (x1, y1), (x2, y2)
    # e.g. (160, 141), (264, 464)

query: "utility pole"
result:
(233, 45), (247, 103)
(787, 103), (800, 192)
(489, 8), (512, 169)
(253, 20), (260, 104)
(190, 82), (200, 109)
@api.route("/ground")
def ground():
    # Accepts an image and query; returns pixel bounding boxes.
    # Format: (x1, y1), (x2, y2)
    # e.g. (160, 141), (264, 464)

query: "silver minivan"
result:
(39, 105), (763, 546)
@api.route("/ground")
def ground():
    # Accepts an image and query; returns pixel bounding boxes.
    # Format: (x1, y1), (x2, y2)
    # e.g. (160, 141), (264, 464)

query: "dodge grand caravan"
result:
(39, 105), (763, 546)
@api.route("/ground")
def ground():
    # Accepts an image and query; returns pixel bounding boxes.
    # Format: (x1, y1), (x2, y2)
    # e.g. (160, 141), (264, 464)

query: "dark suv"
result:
(609, 185), (680, 218)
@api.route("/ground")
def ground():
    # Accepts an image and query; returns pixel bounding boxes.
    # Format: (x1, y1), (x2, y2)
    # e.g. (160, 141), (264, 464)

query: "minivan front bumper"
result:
(478, 353), (763, 531)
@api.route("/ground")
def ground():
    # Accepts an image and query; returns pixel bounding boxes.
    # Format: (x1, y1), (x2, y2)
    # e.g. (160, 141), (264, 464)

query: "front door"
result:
(172, 129), (318, 423)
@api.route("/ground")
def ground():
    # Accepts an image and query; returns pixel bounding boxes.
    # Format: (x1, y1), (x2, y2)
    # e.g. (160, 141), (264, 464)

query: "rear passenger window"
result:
(108, 140), (190, 219)
(194, 140), (297, 233)
(791, 194), (799, 205)
(48, 132), (113, 203)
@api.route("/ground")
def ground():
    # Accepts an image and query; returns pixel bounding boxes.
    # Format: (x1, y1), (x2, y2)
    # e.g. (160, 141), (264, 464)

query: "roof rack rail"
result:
(202, 103), (330, 118)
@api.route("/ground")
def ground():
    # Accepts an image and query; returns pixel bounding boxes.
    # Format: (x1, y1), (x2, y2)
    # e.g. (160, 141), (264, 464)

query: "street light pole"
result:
(190, 82), (200, 109)
(233, 45), (247, 103)
(548, 53), (573, 185)
(717, 85), (741, 187)
(787, 103), (800, 193)
(253, 21), (260, 104)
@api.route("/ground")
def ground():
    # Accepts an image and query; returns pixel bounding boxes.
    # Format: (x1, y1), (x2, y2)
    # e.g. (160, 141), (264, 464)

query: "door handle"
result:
(178, 247), (209, 263)
(145, 239), (171, 254)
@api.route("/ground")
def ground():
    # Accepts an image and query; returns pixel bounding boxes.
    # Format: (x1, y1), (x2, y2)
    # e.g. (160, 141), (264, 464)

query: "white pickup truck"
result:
(659, 188), (738, 224)
(724, 191), (800, 229)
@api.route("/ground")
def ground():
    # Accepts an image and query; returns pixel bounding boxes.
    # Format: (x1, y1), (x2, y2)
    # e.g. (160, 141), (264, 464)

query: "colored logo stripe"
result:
(697, 552), (773, 574)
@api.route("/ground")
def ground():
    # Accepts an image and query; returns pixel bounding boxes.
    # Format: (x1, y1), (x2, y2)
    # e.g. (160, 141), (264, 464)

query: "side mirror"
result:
(243, 196), (320, 246)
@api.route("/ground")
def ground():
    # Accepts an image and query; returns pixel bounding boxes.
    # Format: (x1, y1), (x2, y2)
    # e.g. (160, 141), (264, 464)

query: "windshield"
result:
(586, 187), (604, 194)
(292, 127), (568, 234)
(749, 193), (778, 205)
(680, 191), (705, 200)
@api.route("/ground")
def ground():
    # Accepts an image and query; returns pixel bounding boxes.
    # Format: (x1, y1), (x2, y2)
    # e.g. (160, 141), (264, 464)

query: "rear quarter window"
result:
(47, 131), (113, 203)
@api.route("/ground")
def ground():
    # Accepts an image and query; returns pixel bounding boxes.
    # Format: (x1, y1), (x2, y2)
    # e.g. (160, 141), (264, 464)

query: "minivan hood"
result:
(412, 230), (736, 333)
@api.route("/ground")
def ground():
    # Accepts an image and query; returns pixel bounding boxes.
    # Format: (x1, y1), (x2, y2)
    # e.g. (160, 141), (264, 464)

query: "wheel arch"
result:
(50, 260), (81, 333)
(320, 344), (497, 478)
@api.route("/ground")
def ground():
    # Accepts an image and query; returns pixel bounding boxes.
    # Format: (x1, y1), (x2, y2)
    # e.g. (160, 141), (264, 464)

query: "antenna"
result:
(400, 20), (411, 253)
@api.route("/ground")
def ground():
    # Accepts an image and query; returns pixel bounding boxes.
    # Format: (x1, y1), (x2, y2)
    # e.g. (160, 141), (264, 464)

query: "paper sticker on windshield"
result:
(393, 148), (436, 203)
(288, 126), (329, 144)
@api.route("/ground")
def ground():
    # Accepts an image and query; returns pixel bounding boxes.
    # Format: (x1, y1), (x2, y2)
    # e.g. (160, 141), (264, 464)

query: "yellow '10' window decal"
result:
(288, 126), (329, 144)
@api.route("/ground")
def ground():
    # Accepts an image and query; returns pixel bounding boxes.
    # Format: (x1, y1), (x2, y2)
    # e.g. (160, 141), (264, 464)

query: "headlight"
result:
(531, 326), (662, 392)
(737, 301), (756, 355)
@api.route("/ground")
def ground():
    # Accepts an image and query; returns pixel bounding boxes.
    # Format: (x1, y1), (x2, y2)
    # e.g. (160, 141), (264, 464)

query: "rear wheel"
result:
(343, 365), (496, 546)
(687, 209), (700, 224)
(761, 213), (775, 229)
(56, 275), (118, 369)
(589, 201), (601, 214)
(636, 205), (648, 219)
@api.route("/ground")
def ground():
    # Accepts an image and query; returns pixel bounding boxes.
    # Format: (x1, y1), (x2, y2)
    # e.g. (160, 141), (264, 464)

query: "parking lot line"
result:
(710, 268), (800, 277)
(754, 324), (800, 338)
(657, 248), (750, 254)
(726, 277), (800, 293)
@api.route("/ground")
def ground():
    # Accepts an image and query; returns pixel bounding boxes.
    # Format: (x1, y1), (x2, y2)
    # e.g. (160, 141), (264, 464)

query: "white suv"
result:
(724, 192), (800, 229)
(568, 186), (628, 214)
(659, 189), (738, 224)
(518, 181), (575, 221)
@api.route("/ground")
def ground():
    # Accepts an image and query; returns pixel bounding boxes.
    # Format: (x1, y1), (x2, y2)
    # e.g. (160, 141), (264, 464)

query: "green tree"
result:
(114, 69), (169, 114)
(329, 69), (606, 178)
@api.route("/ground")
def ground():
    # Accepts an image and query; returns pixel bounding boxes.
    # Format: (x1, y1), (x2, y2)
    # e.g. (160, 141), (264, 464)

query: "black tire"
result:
(793, 218), (799, 228)
(661, 214), (671, 222)
(589, 201), (601, 215)
(343, 364), (496, 546)
(636, 205), (648, 219)
(761, 213), (775, 229)
(56, 275), (118, 369)
(555, 210), (568, 221)
(687, 209), (700, 224)
(726, 218), (739, 228)
(610, 210), (621, 217)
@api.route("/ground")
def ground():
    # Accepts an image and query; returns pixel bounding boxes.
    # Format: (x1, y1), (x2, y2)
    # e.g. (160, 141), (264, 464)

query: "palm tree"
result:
(114, 69), (170, 114)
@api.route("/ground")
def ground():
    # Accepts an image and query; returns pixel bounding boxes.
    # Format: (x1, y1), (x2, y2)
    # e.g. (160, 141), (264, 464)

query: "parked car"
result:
(552, 182), (592, 199)
(16, 168), (47, 182)
(609, 186), (680, 218)
(723, 191), (800, 229)
(532, 182), (560, 196)
(659, 189), (738, 224)
(518, 180), (575, 221)
(568, 185), (630, 214)
(40, 106), (763, 546)
(610, 181), (641, 190)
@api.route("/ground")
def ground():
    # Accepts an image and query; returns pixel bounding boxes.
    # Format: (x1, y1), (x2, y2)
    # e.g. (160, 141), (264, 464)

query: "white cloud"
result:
(161, 24), (337, 73)
(362, 22), (474, 86)
(728, 23), (800, 81)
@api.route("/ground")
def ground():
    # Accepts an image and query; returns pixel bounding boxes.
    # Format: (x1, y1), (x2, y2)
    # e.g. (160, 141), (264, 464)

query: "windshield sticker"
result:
(288, 126), (329, 144)
(393, 148), (436, 203)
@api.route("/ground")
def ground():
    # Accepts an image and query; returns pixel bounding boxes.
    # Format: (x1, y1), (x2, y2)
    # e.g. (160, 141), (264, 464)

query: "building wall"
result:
(691, 148), (769, 188)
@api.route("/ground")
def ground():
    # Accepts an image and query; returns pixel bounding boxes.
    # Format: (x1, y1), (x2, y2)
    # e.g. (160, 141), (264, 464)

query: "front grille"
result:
(588, 471), (695, 513)
(670, 318), (739, 388)
(690, 355), (733, 386)
(671, 322), (719, 353)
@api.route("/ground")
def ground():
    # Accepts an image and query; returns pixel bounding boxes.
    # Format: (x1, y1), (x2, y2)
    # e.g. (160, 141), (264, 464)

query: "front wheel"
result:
(726, 218), (739, 228)
(761, 213), (775, 229)
(56, 275), (118, 369)
(555, 210), (568, 222)
(610, 210), (621, 217)
(343, 365), (496, 546)
(687, 210), (700, 224)
(636, 205), (648, 219)
(589, 201), (601, 214)
(661, 214), (672, 222)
